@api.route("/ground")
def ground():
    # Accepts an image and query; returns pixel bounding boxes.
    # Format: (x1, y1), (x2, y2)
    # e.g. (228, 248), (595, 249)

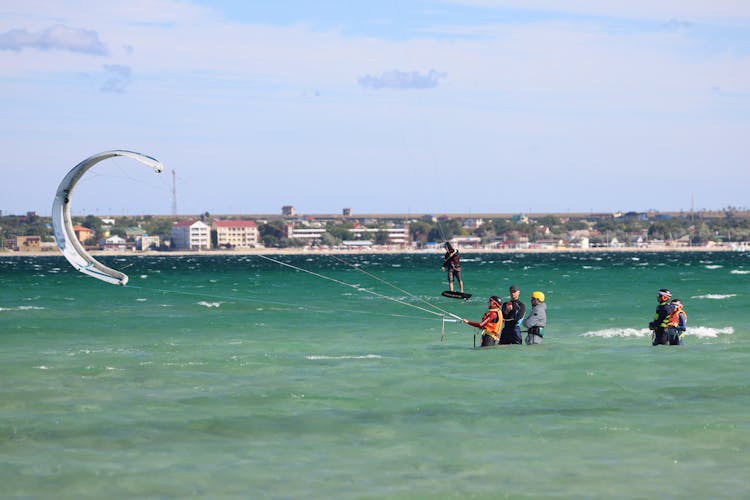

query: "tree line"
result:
(2, 211), (749, 249)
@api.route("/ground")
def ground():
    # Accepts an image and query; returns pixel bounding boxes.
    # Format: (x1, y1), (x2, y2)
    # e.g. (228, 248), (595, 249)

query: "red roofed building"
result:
(73, 225), (95, 243)
(213, 220), (259, 249)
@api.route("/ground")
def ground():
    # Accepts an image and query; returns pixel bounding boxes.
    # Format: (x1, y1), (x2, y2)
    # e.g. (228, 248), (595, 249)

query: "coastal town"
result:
(2, 206), (749, 254)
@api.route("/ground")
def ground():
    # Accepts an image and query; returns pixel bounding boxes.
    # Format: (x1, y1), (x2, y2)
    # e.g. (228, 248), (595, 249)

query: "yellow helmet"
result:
(531, 291), (545, 302)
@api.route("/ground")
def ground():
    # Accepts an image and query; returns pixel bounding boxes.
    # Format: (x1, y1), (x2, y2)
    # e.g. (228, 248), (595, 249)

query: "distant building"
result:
(171, 220), (211, 250)
(72, 225), (95, 244)
(348, 225), (411, 246)
(8, 235), (41, 252)
(213, 220), (259, 249)
(286, 224), (326, 241)
(342, 208), (352, 217)
(124, 227), (147, 240)
(100, 235), (127, 251)
(137, 235), (161, 251)
(282, 205), (296, 216)
(449, 236), (481, 248)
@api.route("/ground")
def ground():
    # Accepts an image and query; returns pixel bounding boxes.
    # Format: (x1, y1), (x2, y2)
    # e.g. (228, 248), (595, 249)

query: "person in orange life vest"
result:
(441, 241), (464, 293)
(666, 299), (687, 346)
(649, 288), (673, 345)
(462, 296), (503, 347)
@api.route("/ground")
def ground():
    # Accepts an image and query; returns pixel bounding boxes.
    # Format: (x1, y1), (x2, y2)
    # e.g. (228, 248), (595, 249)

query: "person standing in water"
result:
(462, 296), (503, 347)
(500, 285), (525, 344)
(523, 291), (547, 345)
(666, 298), (687, 345)
(441, 241), (463, 293)
(649, 288), (673, 346)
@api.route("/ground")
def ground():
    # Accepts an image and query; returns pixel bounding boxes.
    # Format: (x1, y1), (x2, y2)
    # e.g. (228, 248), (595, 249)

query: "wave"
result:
(690, 294), (737, 300)
(581, 326), (734, 339)
(730, 270), (750, 275)
(197, 301), (222, 308)
(687, 326), (735, 338)
(0, 305), (46, 312)
(704, 265), (723, 269)
(305, 354), (383, 360)
(582, 328), (649, 338)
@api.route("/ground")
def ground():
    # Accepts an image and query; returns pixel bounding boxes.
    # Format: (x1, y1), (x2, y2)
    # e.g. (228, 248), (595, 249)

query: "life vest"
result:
(482, 308), (502, 340)
(668, 307), (687, 327)
(654, 301), (672, 328)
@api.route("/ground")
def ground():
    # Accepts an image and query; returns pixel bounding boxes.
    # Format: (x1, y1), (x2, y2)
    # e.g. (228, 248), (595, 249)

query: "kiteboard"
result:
(441, 290), (472, 300)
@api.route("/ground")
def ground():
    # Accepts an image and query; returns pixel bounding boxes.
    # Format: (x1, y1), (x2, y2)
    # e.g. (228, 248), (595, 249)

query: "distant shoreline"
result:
(3, 244), (743, 258)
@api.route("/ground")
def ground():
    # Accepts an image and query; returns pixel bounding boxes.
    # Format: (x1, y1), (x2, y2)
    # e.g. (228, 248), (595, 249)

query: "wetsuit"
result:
(500, 299), (525, 345)
(666, 307), (687, 345)
(649, 301), (673, 345)
(465, 308), (502, 347)
(442, 249), (462, 287)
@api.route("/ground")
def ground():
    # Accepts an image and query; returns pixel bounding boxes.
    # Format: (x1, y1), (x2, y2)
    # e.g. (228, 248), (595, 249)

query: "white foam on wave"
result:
(0, 305), (45, 312)
(688, 326), (734, 338)
(582, 326), (734, 339)
(306, 354), (383, 360)
(691, 294), (737, 300)
(197, 301), (222, 308)
(730, 270), (750, 275)
(582, 328), (649, 338)
(704, 265), (723, 269)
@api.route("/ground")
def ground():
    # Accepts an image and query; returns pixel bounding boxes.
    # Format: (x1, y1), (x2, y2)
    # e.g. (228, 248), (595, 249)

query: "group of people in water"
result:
(442, 242), (546, 347)
(442, 242), (688, 347)
(461, 285), (547, 347)
(649, 288), (688, 346)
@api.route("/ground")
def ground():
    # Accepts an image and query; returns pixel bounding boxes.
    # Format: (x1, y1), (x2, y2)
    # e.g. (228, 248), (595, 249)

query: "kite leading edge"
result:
(51, 150), (164, 285)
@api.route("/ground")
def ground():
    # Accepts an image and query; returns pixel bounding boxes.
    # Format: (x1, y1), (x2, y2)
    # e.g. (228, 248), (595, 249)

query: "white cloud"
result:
(0, 24), (107, 55)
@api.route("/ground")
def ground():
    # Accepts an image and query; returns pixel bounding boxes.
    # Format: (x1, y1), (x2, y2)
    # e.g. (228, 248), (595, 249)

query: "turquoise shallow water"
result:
(1, 251), (749, 498)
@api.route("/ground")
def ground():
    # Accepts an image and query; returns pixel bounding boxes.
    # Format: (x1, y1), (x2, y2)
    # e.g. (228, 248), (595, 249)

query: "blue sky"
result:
(1, 1), (749, 216)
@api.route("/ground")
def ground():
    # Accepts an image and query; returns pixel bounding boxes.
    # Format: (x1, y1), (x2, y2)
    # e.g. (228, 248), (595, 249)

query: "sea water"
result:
(1, 251), (748, 498)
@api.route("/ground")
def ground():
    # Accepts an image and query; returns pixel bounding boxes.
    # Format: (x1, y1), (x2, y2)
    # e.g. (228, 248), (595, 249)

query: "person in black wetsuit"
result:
(499, 284), (525, 344)
(649, 288), (674, 346)
(441, 242), (463, 293)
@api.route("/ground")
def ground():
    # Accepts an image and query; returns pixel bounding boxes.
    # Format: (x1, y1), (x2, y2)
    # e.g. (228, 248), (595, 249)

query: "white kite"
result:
(52, 150), (164, 285)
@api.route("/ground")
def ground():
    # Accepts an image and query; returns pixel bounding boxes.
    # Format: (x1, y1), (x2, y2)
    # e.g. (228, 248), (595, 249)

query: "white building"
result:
(99, 235), (127, 251)
(286, 224), (327, 241)
(213, 220), (259, 249)
(349, 225), (411, 245)
(171, 220), (211, 250)
(137, 235), (161, 251)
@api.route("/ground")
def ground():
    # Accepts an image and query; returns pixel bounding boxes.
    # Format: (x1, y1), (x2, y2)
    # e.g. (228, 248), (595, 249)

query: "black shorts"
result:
(448, 268), (462, 282)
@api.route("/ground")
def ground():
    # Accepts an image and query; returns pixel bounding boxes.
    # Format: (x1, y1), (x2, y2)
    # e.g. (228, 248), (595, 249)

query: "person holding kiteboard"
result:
(462, 296), (503, 347)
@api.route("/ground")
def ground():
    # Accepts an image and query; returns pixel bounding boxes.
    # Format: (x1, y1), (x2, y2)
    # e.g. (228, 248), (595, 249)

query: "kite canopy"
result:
(51, 150), (164, 285)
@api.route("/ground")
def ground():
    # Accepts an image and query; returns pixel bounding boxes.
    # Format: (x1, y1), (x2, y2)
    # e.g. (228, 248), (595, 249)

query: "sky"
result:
(1, 1), (749, 217)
